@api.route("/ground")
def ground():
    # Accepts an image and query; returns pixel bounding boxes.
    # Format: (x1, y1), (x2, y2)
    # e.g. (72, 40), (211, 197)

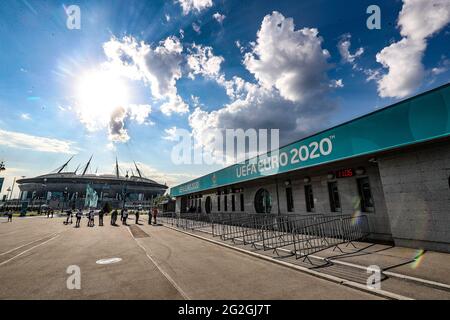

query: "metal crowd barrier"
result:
(292, 215), (369, 262)
(161, 212), (369, 263)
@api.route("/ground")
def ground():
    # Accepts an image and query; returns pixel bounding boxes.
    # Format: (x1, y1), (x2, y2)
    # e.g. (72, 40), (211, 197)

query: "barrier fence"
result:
(159, 212), (369, 261)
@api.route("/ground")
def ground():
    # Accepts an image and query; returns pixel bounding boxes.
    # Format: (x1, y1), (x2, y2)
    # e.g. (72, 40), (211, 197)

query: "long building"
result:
(170, 83), (450, 253)
(16, 157), (167, 210)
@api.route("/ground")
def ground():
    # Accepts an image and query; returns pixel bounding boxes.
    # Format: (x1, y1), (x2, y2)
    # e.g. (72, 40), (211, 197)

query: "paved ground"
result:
(0, 215), (382, 300)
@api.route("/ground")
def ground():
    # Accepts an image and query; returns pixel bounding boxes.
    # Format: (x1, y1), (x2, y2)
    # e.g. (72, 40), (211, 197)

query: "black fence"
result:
(159, 212), (369, 261)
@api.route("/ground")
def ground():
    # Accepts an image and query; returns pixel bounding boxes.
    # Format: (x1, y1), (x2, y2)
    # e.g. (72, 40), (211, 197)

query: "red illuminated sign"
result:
(335, 168), (354, 178)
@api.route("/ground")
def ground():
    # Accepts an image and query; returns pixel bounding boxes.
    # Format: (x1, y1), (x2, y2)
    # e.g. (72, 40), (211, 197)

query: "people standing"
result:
(122, 209), (128, 225)
(7, 211), (13, 223)
(98, 209), (104, 227)
(152, 207), (158, 225)
(87, 209), (95, 227)
(75, 209), (82, 228)
(135, 209), (140, 224)
(65, 209), (73, 225)
(148, 209), (152, 225)
(111, 209), (117, 226)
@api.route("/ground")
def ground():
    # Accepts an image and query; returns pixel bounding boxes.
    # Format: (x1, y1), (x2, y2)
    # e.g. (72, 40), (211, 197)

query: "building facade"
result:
(170, 83), (450, 253)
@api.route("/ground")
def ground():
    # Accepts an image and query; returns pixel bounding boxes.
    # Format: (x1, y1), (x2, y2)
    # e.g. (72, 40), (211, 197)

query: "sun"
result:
(76, 69), (129, 115)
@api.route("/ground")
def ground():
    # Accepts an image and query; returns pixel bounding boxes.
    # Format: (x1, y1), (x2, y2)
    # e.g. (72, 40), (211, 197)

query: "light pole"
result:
(6, 187), (11, 211)
(62, 187), (68, 213)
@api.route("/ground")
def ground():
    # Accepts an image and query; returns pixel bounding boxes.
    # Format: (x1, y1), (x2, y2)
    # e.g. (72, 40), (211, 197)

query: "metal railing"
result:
(292, 215), (369, 262)
(159, 212), (369, 263)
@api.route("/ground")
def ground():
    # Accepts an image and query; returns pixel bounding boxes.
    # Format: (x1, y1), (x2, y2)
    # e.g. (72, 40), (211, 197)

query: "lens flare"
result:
(411, 249), (425, 269)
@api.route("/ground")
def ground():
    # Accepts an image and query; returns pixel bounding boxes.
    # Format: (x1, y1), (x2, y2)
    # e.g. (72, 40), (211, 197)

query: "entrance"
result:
(254, 188), (272, 213)
(205, 196), (212, 214)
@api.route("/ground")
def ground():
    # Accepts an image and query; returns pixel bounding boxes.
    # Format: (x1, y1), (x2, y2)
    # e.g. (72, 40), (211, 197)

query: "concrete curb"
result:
(165, 225), (413, 300)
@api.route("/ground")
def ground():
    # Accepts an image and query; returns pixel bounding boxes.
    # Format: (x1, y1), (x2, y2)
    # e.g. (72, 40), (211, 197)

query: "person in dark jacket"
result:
(98, 209), (104, 226)
(135, 209), (140, 224)
(65, 209), (73, 224)
(111, 209), (118, 226)
(75, 209), (82, 228)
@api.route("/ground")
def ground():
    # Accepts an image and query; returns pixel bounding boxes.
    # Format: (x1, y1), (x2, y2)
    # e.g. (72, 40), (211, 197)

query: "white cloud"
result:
(330, 79), (344, 88)
(187, 43), (224, 79)
(160, 95), (189, 116)
(0, 129), (77, 154)
(163, 126), (179, 141)
(20, 113), (31, 120)
(128, 104), (152, 124)
(431, 67), (447, 75)
(243, 11), (331, 103)
(103, 35), (188, 116)
(106, 104), (153, 143)
(177, 0), (213, 15)
(212, 12), (226, 24)
(189, 12), (335, 156)
(375, 0), (450, 98)
(192, 22), (201, 34)
(119, 161), (196, 186)
(337, 34), (364, 64)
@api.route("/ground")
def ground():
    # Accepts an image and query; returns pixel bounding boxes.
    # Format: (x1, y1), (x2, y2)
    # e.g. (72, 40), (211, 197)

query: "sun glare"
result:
(76, 70), (129, 115)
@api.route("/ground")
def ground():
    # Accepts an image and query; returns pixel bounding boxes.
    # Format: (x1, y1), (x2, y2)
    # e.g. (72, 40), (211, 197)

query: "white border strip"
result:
(126, 227), (190, 300)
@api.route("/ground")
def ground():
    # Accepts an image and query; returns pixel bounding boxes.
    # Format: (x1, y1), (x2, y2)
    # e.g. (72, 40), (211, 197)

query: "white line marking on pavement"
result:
(126, 227), (190, 300)
(0, 234), (60, 267)
(96, 257), (122, 265)
(0, 233), (59, 256)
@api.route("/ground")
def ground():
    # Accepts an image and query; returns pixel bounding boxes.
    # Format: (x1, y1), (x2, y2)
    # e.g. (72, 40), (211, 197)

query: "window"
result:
(198, 199), (202, 213)
(328, 181), (341, 212)
(224, 195), (228, 211)
(254, 188), (272, 213)
(240, 193), (244, 212)
(205, 196), (212, 214)
(286, 186), (294, 212)
(304, 185), (315, 212)
(217, 195), (221, 212)
(232, 194), (236, 212)
(357, 177), (374, 212)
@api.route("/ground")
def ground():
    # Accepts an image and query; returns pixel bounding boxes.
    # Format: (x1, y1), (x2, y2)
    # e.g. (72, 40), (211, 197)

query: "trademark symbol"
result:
(329, 135), (336, 140)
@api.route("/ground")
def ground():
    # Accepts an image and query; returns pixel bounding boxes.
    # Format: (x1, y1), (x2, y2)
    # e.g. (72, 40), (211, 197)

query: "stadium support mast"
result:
(81, 155), (93, 176)
(134, 161), (143, 178)
(115, 157), (120, 178)
(56, 156), (74, 173)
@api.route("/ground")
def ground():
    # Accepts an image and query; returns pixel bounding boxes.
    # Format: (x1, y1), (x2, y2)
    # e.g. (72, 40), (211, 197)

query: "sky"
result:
(0, 0), (449, 198)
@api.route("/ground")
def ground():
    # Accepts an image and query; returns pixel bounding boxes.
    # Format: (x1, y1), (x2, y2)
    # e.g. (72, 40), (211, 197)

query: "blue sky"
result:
(0, 0), (449, 197)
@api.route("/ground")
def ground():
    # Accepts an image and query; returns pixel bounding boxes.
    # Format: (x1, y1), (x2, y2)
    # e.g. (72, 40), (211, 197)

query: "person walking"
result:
(75, 209), (82, 228)
(148, 209), (152, 225)
(98, 209), (104, 227)
(7, 211), (13, 223)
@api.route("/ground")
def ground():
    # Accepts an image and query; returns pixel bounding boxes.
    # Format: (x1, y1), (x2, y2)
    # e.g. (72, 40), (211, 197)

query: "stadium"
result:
(13, 157), (168, 211)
